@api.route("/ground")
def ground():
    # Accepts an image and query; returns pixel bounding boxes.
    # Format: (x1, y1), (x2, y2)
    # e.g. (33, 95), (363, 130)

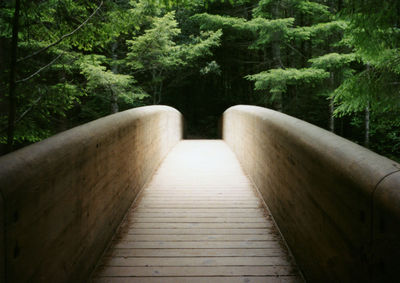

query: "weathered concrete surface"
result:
(223, 105), (400, 283)
(0, 106), (182, 283)
(372, 171), (400, 282)
(0, 191), (4, 283)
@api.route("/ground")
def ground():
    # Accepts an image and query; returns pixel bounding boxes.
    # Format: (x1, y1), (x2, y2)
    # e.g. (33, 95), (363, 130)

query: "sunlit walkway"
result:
(92, 140), (302, 283)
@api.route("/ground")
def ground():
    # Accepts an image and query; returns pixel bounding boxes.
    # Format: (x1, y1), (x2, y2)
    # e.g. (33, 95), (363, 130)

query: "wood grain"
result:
(92, 140), (301, 282)
(94, 276), (302, 283)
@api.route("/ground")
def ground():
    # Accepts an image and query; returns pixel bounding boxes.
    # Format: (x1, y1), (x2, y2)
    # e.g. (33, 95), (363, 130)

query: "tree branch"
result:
(16, 95), (42, 124)
(284, 42), (307, 59)
(17, 1), (103, 63)
(16, 52), (64, 83)
(7, 0), (21, 151)
(0, 93), (43, 134)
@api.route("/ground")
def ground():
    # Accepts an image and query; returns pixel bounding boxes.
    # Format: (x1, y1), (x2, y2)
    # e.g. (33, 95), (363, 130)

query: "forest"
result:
(0, 0), (399, 161)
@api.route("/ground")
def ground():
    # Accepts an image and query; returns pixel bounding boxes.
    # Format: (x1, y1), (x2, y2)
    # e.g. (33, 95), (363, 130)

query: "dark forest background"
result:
(1, 0), (399, 161)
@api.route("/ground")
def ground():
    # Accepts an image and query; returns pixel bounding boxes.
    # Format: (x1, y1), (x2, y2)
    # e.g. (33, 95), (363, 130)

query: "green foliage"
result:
(180, 30), (222, 62)
(191, 13), (246, 32)
(289, 20), (348, 41)
(127, 12), (183, 71)
(309, 53), (357, 70)
(332, 67), (400, 115)
(348, 110), (400, 162)
(1, 0), (399, 160)
(342, 0), (400, 58)
(331, 0), (400, 117)
(295, 1), (330, 18)
(200, 60), (221, 75)
(253, 0), (330, 20)
(126, 11), (221, 102)
(80, 55), (146, 105)
(246, 68), (329, 93)
(245, 17), (294, 48)
(81, 56), (132, 90)
(192, 13), (294, 45)
(0, 81), (83, 144)
(0, 0), (143, 145)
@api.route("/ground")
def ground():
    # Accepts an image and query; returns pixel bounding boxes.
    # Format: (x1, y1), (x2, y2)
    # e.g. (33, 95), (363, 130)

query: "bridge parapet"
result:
(373, 171), (400, 282)
(223, 105), (400, 283)
(0, 106), (183, 283)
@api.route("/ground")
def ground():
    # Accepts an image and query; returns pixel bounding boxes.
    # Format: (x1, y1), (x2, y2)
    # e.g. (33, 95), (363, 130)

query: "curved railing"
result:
(1, 104), (399, 283)
(0, 106), (183, 283)
(223, 105), (400, 283)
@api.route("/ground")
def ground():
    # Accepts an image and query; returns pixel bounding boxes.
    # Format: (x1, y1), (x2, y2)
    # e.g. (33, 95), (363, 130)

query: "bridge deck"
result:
(92, 140), (302, 282)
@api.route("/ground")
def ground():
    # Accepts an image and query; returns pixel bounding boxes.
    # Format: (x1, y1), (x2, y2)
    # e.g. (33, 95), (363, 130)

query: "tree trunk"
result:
(7, 0), (21, 152)
(156, 70), (163, 104)
(329, 72), (335, 132)
(272, 0), (283, 112)
(364, 64), (371, 148)
(110, 41), (119, 113)
(329, 101), (335, 132)
(157, 80), (163, 104)
(338, 0), (343, 12)
(299, 12), (306, 68)
(151, 70), (158, 105)
(110, 91), (119, 113)
(152, 90), (157, 105)
(364, 104), (370, 148)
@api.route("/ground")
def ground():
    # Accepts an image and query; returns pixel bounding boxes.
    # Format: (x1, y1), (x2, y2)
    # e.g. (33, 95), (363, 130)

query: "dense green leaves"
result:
(246, 68), (329, 93)
(0, 0), (399, 160)
(127, 12), (183, 71)
(126, 10), (221, 103)
(80, 55), (143, 106)
(309, 53), (356, 70)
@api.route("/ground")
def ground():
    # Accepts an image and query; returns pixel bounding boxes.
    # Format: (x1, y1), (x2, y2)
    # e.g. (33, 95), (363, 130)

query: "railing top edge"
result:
(374, 170), (400, 217)
(0, 105), (181, 189)
(224, 104), (400, 194)
(1, 105), (179, 155)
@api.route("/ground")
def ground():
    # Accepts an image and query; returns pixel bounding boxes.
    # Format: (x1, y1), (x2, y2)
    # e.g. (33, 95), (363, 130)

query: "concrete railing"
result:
(0, 106), (183, 283)
(223, 105), (400, 283)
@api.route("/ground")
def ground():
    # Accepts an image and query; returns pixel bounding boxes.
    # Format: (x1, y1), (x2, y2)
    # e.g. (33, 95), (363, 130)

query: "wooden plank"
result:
(127, 223), (271, 229)
(151, 172), (248, 176)
(91, 141), (301, 282)
(147, 181), (252, 186)
(114, 234), (277, 241)
(140, 198), (260, 202)
(140, 197), (260, 201)
(126, 228), (274, 235)
(148, 180), (252, 185)
(130, 212), (266, 218)
(145, 186), (252, 190)
(132, 208), (264, 213)
(145, 186), (253, 189)
(107, 248), (286, 257)
(141, 193), (255, 196)
(94, 276), (302, 283)
(142, 192), (257, 195)
(100, 256), (291, 267)
(141, 195), (258, 199)
(144, 188), (253, 192)
(96, 266), (297, 277)
(138, 200), (261, 205)
(129, 217), (267, 223)
(136, 204), (261, 208)
(112, 241), (280, 249)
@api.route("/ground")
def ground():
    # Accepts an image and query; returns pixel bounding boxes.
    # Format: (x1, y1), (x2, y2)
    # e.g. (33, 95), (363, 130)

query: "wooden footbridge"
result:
(0, 105), (399, 283)
(93, 140), (301, 282)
